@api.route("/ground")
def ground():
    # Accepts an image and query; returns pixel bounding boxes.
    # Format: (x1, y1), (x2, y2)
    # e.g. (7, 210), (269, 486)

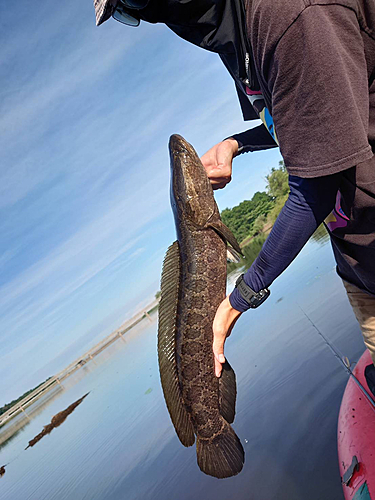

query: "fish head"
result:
(169, 134), (216, 227)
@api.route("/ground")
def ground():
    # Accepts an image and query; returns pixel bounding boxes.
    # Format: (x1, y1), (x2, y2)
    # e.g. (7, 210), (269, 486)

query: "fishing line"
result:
(0, 450), (24, 468)
(297, 304), (375, 411)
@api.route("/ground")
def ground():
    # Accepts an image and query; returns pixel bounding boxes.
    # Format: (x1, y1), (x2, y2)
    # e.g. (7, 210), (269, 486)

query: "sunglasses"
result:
(112, 0), (148, 26)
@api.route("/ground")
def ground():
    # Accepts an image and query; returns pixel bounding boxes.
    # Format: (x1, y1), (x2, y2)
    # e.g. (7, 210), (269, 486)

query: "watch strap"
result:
(235, 274), (270, 308)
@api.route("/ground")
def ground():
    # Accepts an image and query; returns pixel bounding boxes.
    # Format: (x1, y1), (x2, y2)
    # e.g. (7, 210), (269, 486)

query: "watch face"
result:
(251, 289), (270, 308)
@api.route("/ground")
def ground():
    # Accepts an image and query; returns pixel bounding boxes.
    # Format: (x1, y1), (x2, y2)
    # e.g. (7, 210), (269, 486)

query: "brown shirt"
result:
(245, 0), (375, 293)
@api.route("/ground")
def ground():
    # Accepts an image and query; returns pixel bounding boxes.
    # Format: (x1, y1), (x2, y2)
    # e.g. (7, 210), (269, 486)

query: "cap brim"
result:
(94, 0), (113, 26)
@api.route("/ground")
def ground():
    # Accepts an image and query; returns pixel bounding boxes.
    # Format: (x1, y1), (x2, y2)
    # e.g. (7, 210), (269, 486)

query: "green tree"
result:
(251, 214), (268, 236)
(264, 161), (290, 223)
(221, 191), (274, 243)
(265, 161), (289, 199)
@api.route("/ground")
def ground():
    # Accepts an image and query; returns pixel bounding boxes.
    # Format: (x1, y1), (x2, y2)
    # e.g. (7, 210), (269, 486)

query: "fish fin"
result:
(226, 247), (242, 263)
(208, 220), (243, 255)
(218, 360), (237, 424)
(158, 241), (195, 447)
(196, 420), (244, 478)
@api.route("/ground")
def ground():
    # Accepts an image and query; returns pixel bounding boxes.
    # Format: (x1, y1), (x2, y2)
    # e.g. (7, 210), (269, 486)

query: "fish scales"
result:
(177, 225), (226, 438)
(158, 134), (245, 479)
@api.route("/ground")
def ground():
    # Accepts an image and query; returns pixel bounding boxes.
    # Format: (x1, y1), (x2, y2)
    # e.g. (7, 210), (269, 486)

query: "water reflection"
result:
(25, 393), (89, 450)
(310, 223), (330, 244)
(0, 384), (64, 450)
(0, 242), (361, 500)
(228, 224), (330, 275)
(0, 426), (28, 452)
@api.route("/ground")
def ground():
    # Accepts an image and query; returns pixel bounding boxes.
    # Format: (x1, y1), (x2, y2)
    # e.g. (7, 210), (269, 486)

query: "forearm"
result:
(229, 124), (278, 154)
(229, 171), (344, 311)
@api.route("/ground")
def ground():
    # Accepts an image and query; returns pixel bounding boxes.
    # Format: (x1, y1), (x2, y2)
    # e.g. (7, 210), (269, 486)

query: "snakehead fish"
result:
(158, 134), (245, 478)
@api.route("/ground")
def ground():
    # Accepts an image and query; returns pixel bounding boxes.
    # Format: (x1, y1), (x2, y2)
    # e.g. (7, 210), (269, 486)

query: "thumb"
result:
(213, 338), (226, 364)
(213, 334), (226, 377)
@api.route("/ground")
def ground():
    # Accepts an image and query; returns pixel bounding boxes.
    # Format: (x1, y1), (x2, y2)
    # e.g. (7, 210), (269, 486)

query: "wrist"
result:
(219, 295), (241, 317)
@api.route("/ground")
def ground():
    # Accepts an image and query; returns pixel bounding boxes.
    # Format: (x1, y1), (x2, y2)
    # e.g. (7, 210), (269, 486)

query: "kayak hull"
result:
(338, 349), (375, 499)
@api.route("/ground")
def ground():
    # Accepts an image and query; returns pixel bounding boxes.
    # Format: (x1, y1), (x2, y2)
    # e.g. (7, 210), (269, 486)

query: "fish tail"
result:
(196, 420), (244, 479)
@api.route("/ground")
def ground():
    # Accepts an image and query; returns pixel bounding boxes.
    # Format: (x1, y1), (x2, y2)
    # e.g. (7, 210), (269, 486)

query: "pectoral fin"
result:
(218, 360), (237, 424)
(226, 247), (242, 263)
(158, 241), (195, 447)
(208, 220), (243, 255)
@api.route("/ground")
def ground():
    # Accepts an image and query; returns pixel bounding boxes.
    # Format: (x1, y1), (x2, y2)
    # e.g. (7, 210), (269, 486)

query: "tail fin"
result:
(196, 420), (244, 479)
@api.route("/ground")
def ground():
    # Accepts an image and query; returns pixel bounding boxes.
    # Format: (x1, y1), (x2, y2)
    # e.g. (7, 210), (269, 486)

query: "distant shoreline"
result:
(0, 298), (160, 430)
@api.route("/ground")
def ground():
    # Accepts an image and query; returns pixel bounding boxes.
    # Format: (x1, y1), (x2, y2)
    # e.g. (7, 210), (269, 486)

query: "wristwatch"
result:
(235, 274), (270, 308)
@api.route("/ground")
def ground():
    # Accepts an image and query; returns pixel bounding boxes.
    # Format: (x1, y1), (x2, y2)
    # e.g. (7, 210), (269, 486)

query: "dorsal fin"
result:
(158, 241), (195, 447)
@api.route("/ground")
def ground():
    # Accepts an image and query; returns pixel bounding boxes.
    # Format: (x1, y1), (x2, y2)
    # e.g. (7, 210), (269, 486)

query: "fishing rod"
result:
(297, 304), (375, 411)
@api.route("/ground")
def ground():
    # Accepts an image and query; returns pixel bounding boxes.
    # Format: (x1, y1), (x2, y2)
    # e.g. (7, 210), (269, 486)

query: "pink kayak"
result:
(338, 349), (375, 500)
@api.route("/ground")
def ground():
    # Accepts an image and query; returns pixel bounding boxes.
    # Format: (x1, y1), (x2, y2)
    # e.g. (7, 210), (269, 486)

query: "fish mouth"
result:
(169, 133), (217, 226)
(169, 134), (204, 197)
(169, 134), (195, 158)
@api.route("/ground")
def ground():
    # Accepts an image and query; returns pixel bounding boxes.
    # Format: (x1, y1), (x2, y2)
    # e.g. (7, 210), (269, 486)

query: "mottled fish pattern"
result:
(158, 134), (244, 478)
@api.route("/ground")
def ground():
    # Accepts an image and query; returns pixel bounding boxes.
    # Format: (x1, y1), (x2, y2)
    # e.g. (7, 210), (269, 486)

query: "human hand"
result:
(200, 139), (239, 190)
(212, 295), (242, 377)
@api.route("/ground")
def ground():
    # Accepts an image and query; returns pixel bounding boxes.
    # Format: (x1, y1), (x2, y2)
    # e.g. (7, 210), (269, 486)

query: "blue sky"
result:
(0, 1), (282, 405)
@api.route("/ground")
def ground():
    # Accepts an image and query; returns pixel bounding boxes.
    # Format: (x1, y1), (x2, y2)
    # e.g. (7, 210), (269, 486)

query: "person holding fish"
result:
(93, 0), (375, 389)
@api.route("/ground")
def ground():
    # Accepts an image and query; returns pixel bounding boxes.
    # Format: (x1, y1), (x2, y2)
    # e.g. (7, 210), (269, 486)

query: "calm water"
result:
(0, 237), (366, 500)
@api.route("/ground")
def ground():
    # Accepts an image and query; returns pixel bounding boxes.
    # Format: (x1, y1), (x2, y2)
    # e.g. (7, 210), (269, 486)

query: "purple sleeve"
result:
(229, 171), (343, 312)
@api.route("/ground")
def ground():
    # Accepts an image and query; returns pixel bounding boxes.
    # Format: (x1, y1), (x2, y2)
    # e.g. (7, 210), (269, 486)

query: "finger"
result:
(214, 356), (223, 378)
(213, 338), (226, 377)
(208, 172), (232, 189)
(211, 178), (231, 190)
(206, 163), (230, 177)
